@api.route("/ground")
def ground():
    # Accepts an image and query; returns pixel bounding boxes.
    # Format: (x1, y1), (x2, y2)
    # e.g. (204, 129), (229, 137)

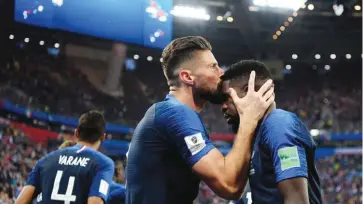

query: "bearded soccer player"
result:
(126, 36), (275, 204)
(16, 111), (115, 204)
(221, 60), (322, 204)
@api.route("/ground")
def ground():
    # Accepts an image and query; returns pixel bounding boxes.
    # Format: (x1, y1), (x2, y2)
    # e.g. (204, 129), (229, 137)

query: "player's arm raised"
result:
(262, 112), (310, 204)
(15, 162), (41, 204)
(193, 71), (274, 199)
(88, 157), (115, 204)
(165, 71), (274, 200)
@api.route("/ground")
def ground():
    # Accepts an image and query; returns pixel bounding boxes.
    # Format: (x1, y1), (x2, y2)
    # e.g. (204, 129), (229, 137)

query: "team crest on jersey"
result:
(184, 133), (206, 155)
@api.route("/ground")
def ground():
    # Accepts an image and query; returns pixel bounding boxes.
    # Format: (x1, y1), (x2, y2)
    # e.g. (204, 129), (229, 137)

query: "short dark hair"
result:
(161, 36), (212, 86)
(77, 110), (106, 143)
(222, 60), (272, 83)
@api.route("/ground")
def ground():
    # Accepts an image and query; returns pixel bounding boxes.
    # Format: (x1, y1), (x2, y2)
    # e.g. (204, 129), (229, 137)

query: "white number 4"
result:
(246, 192), (252, 204)
(51, 170), (77, 204)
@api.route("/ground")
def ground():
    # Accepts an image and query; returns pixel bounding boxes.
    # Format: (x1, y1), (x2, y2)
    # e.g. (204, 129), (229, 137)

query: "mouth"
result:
(223, 113), (233, 124)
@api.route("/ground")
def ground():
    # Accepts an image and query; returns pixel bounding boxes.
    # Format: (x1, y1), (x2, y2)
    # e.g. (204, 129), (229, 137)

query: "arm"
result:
(15, 186), (36, 204)
(87, 196), (105, 204)
(263, 113), (310, 204)
(15, 162), (41, 204)
(278, 177), (309, 204)
(88, 157), (115, 203)
(193, 118), (258, 200)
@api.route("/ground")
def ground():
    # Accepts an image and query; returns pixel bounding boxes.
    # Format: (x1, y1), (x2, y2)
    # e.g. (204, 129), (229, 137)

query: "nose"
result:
(218, 67), (224, 77)
(221, 103), (228, 112)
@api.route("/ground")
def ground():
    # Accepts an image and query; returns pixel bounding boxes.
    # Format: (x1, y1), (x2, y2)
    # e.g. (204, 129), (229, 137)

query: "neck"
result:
(262, 102), (277, 122)
(169, 86), (205, 112)
(77, 141), (100, 150)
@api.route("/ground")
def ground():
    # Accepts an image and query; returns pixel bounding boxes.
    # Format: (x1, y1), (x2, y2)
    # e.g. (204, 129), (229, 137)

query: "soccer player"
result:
(126, 36), (275, 204)
(15, 111), (115, 204)
(220, 60), (322, 204)
(107, 161), (126, 204)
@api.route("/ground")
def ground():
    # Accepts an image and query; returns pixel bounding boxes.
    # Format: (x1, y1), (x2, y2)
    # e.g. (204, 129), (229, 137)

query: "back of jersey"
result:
(28, 144), (114, 204)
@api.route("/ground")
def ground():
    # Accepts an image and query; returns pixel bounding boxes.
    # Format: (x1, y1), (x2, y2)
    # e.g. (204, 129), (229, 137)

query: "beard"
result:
(230, 117), (240, 133)
(195, 81), (229, 104)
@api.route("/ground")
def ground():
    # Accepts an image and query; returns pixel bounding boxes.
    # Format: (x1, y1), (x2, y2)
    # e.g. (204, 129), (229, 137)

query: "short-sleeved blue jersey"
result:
(26, 144), (115, 203)
(107, 182), (125, 204)
(126, 94), (215, 204)
(249, 109), (322, 204)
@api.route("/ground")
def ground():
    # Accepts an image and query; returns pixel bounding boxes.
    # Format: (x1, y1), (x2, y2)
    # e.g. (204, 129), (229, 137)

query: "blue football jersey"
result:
(26, 144), (115, 203)
(107, 182), (125, 204)
(249, 109), (322, 204)
(126, 94), (215, 204)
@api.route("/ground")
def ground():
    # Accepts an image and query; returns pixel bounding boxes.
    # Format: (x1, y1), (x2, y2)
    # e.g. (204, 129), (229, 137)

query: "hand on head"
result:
(228, 71), (275, 122)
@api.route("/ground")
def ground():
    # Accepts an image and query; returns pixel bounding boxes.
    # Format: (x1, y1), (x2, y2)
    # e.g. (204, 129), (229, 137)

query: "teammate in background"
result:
(15, 110), (115, 204)
(107, 161), (126, 204)
(57, 135), (126, 203)
(221, 60), (322, 204)
(58, 140), (77, 149)
(126, 36), (275, 204)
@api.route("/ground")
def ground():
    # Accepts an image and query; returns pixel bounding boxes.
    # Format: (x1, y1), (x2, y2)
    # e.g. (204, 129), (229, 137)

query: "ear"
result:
(179, 69), (194, 86)
(101, 133), (106, 142)
(74, 129), (79, 139)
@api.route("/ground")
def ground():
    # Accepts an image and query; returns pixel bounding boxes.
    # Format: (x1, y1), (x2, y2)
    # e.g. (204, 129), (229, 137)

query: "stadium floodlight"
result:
(147, 56), (153, 61)
(285, 64), (292, 70)
(227, 17), (233, 22)
(252, 0), (307, 11)
(9, 34), (14, 40)
(345, 54), (351, 59)
(314, 54), (321, 59)
(308, 4), (314, 10)
(54, 43), (60, 48)
(355, 5), (361, 11)
(39, 40), (44, 45)
(160, 58), (163, 63)
(324, 65), (331, 70)
(330, 54), (336, 59)
(292, 54), (298, 59)
(170, 6), (210, 20)
(38, 5), (44, 12)
(24, 38), (29, 43)
(133, 54), (139, 60)
(216, 16), (223, 21)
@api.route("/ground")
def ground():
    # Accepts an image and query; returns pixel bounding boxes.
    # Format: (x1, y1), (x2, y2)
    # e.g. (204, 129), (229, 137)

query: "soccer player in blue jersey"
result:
(15, 110), (115, 204)
(107, 162), (126, 204)
(221, 60), (322, 204)
(126, 36), (275, 204)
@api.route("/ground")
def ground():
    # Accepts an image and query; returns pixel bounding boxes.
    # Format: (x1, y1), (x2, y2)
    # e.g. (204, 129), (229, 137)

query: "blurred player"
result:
(57, 134), (126, 203)
(126, 36), (275, 203)
(107, 161), (126, 204)
(15, 110), (115, 204)
(221, 60), (322, 204)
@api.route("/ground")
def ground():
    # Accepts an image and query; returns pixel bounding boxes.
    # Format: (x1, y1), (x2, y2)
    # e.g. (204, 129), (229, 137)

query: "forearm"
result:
(223, 118), (258, 193)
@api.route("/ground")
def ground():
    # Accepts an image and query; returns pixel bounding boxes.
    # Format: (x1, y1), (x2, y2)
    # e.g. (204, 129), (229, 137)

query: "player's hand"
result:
(228, 71), (275, 122)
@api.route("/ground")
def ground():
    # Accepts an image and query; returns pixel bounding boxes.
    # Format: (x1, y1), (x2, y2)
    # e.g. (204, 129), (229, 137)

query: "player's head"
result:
(161, 36), (226, 104)
(58, 140), (77, 150)
(75, 110), (106, 144)
(221, 60), (272, 131)
(114, 160), (125, 183)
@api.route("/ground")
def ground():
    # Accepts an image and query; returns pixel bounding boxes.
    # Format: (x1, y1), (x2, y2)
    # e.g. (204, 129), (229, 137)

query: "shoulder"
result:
(109, 182), (125, 194)
(86, 149), (115, 168)
(38, 149), (64, 165)
(261, 109), (310, 145)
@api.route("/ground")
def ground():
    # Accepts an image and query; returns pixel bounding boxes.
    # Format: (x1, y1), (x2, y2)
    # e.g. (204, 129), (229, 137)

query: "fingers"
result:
(262, 86), (274, 102)
(228, 88), (239, 103)
(265, 92), (275, 107)
(258, 79), (273, 95)
(247, 71), (256, 93)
